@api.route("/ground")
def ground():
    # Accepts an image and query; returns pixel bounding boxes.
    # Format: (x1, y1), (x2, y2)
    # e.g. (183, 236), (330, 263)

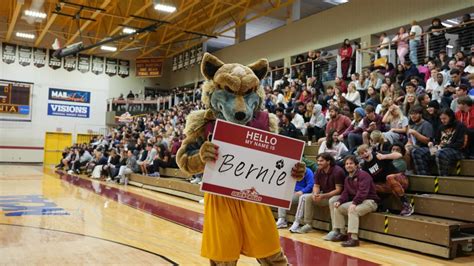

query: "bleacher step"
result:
(383, 194), (474, 222)
(408, 175), (474, 198)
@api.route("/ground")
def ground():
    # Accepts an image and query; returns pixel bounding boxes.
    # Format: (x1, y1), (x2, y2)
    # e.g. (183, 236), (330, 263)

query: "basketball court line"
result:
(54, 170), (379, 266)
(0, 223), (178, 265)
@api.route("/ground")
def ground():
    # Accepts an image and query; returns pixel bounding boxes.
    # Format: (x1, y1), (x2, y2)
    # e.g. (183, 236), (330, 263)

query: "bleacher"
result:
(120, 143), (474, 259)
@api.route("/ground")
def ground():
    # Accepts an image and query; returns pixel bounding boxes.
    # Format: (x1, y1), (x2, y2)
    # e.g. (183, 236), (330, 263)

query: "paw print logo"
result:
(275, 160), (284, 170)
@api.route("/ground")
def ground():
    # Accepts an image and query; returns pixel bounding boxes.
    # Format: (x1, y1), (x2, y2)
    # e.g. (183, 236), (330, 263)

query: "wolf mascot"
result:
(176, 53), (305, 265)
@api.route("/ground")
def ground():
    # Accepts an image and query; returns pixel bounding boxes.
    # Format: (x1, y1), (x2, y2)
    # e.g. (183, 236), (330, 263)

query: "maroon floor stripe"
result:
(56, 171), (379, 266)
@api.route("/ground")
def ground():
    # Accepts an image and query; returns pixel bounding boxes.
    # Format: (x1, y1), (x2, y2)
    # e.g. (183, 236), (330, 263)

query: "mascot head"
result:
(200, 52), (269, 125)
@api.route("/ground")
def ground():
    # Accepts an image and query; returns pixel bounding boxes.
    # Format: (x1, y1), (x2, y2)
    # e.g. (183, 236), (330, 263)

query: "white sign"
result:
(202, 119), (305, 209)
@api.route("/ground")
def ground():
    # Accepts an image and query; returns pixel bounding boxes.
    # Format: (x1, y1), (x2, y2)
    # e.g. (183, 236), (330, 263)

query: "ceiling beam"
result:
(167, 0), (293, 58)
(65, 0), (113, 46)
(111, 0), (200, 57)
(139, 0), (249, 58)
(86, 0), (154, 54)
(35, 3), (65, 47)
(6, 1), (24, 42)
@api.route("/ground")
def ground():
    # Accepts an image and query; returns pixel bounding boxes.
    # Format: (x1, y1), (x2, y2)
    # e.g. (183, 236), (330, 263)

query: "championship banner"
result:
(77, 54), (90, 73)
(190, 47), (196, 65)
(64, 54), (77, 72)
(48, 49), (61, 69)
(2, 43), (17, 64)
(177, 53), (183, 70)
(184, 51), (190, 68)
(118, 59), (130, 78)
(202, 119), (305, 209)
(105, 58), (118, 77)
(92, 55), (104, 75)
(172, 56), (177, 71)
(33, 47), (47, 68)
(18, 45), (32, 67)
(48, 88), (91, 103)
(136, 58), (163, 77)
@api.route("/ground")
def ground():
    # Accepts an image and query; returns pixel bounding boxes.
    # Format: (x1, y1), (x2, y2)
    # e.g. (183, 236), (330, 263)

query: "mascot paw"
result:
(199, 141), (219, 163)
(291, 162), (306, 181)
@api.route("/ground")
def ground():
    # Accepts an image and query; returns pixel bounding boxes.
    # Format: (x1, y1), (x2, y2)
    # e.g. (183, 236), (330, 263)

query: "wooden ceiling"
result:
(0, 0), (295, 59)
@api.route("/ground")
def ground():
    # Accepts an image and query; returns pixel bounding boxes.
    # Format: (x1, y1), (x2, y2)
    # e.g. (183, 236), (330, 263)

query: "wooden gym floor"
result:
(0, 165), (472, 265)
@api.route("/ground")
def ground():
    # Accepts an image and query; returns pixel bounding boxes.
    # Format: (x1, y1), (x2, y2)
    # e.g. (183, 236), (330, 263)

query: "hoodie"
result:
(309, 104), (327, 129)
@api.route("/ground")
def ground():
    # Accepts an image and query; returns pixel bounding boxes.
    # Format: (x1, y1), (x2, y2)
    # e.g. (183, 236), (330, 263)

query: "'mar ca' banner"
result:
(202, 119), (305, 209)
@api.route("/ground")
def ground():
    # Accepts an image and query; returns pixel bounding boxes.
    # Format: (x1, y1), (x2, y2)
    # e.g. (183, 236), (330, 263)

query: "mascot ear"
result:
(247, 59), (269, 80)
(201, 52), (224, 80)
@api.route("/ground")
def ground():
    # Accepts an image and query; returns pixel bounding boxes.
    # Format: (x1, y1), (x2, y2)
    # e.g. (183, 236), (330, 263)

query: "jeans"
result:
(409, 40), (419, 65)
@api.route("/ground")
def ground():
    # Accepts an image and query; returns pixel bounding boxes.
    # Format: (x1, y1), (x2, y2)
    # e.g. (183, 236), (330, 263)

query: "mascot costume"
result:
(176, 53), (305, 265)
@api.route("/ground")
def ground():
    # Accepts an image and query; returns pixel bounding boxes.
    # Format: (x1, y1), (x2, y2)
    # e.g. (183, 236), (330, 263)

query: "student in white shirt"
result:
(343, 82), (361, 107)
(409, 21), (423, 65)
(426, 69), (445, 103)
(378, 33), (390, 58)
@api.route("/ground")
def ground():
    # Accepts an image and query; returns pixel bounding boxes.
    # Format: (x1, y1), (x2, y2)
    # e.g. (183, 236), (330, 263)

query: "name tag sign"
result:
(202, 119), (305, 209)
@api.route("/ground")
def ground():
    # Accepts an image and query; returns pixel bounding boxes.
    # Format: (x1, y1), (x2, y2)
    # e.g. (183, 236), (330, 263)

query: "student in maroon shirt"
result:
(330, 155), (379, 247)
(289, 153), (345, 236)
(339, 39), (353, 80)
(319, 106), (351, 144)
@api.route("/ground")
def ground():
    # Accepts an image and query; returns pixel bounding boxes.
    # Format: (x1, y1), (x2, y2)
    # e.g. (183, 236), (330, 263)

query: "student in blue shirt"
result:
(276, 167), (314, 229)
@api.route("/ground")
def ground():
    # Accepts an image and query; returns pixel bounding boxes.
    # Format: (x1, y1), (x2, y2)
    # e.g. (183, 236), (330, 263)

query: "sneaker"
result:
(198, 199), (204, 205)
(331, 233), (348, 242)
(106, 177), (112, 182)
(323, 231), (339, 241)
(148, 172), (160, 177)
(276, 218), (288, 229)
(190, 177), (202, 184)
(295, 224), (313, 234)
(400, 202), (414, 216)
(67, 170), (74, 175)
(289, 222), (300, 233)
(341, 238), (360, 247)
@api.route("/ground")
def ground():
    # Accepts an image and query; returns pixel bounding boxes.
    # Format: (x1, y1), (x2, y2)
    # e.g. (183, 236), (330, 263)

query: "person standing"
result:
(392, 27), (409, 65)
(339, 39), (353, 80)
(331, 155), (379, 247)
(409, 21), (423, 66)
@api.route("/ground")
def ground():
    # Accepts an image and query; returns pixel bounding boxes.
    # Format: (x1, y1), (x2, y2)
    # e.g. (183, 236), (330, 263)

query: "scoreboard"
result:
(0, 79), (33, 121)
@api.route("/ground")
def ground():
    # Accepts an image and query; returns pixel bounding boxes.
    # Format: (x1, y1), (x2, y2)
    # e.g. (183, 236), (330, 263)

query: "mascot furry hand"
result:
(176, 53), (305, 265)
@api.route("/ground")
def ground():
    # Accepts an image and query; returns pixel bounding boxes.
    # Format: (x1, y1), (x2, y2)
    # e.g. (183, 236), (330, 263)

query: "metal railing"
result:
(356, 20), (474, 73)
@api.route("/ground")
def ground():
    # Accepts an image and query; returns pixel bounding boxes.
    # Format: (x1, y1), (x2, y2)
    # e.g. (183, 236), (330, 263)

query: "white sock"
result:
(289, 221), (299, 230)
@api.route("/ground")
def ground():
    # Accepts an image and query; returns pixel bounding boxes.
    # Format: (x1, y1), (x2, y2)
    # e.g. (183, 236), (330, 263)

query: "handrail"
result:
(271, 55), (337, 73)
(357, 19), (474, 52)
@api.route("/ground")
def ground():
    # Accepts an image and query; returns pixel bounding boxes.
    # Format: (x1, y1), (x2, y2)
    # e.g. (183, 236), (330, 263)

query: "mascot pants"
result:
(202, 193), (283, 262)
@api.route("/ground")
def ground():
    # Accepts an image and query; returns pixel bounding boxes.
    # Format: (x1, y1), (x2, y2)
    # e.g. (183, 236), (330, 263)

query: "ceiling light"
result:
(101, 45), (117, 52)
(154, 3), (176, 13)
(442, 22), (453, 28)
(323, 0), (349, 5)
(446, 19), (459, 25)
(446, 45), (454, 49)
(25, 10), (47, 19)
(122, 27), (136, 34)
(16, 32), (35, 39)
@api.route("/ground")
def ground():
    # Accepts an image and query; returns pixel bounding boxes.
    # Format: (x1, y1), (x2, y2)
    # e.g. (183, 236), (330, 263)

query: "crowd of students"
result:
(54, 15), (474, 246)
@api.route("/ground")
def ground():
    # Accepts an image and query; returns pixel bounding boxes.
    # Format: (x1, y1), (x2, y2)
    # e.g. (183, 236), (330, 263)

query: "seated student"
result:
(369, 130), (391, 153)
(382, 104), (409, 144)
(318, 129), (349, 163)
(306, 104), (326, 142)
(276, 168), (314, 229)
(289, 153), (345, 237)
(390, 143), (408, 173)
(148, 144), (172, 177)
(357, 144), (414, 216)
(412, 108), (467, 176)
(117, 150), (140, 185)
(331, 155), (380, 247)
(455, 96), (474, 157)
(104, 149), (121, 180)
(347, 105), (386, 151)
(69, 149), (92, 174)
(89, 150), (108, 178)
(405, 105), (434, 172)
(138, 143), (157, 175)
